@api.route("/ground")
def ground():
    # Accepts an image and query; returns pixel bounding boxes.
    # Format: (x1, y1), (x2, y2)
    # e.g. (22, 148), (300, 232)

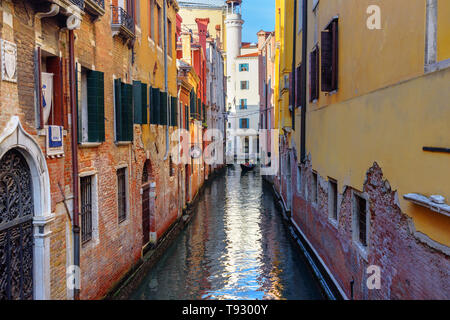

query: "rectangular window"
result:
(354, 194), (368, 247)
(149, 0), (154, 39)
(117, 168), (127, 223)
(240, 81), (249, 90)
(310, 46), (319, 101)
(80, 176), (93, 244)
(321, 18), (338, 92)
(239, 99), (247, 109)
(239, 118), (249, 129)
(39, 53), (64, 127)
(328, 179), (338, 221)
(311, 171), (318, 203)
(239, 63), (249, 72)
(168, 19), (173, 57)
(114, 79), (133, 142)
(79, 68), (105, 143)
(157, 3), (162, 47)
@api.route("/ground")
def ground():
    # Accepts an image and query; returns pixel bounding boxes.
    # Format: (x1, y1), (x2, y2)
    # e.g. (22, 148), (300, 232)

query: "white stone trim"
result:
(0, 116), (53, 300)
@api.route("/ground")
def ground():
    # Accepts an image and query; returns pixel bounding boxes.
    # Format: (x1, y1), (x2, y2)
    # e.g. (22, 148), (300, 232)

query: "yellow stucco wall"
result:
(307, 67), (450, 246)
(134, 0), (178, 147)
(289, 0), (450, 245)
(437, 0), (450, 62)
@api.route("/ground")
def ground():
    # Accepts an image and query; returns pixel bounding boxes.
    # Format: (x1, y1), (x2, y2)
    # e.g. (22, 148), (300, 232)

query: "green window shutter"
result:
(76, 63), (82, 143)
(133, 80), (142, 124)
(197, 98), (201, 120)
(169, 96), (173, 126)
(98, 72), (105, 142)
(114, 78), (122, 142)
(141, 83), (148, 124)
(190, 91), (195, 115)
(150, 86), (155, 125)
(155, 87), (161, 125)
(172, 97), (178, 127)
(160, 91), (167, 125)
(123, 83), (133, 141)
(87, 70), (98, 142)
(185, 105), (189, 130)
(120, 82), (133, 141)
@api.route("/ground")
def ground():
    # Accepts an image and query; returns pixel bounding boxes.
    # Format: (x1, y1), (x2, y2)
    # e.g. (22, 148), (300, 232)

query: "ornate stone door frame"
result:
(0, 116), (54, 300)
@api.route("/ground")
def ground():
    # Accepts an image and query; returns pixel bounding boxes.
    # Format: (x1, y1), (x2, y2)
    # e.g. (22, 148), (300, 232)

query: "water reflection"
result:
(130, 167), (323, 300)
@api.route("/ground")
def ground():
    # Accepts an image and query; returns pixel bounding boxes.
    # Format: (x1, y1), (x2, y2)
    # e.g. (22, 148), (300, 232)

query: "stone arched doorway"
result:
(0, 116), (52, 300)
(0, 149), (34, 300)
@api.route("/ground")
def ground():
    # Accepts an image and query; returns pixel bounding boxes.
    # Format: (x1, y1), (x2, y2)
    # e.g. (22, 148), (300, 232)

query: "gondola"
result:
(240, 163), (256, 172)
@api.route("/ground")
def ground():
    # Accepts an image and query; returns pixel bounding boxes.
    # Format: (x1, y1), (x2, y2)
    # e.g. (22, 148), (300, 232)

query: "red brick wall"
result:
(281, 149), (450, 299)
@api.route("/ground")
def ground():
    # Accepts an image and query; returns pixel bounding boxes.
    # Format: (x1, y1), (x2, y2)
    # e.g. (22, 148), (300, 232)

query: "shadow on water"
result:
(130, 167), (324, 300)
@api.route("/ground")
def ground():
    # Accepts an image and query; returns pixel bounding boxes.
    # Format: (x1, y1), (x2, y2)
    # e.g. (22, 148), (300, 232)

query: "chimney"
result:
(195, 18), (210, 56)
(257, 30), (268, 51)
(181, 32), (192, 65)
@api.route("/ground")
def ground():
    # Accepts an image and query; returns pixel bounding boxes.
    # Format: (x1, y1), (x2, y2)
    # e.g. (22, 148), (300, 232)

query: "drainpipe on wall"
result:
(69, 29), (80, 300)
(300, 0), (308, 163)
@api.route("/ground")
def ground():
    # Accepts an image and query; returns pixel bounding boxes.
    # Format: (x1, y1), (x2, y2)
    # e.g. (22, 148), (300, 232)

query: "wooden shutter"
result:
(197, 98), (201, 120)
(150, 86), (156, 125)
(35, 48), (43, 128)
(331, 19), (339, 91)
(295, 65), (302, 107)
(46, 56), (64, 126)
(155, 87), (161, 125)
(114, 78), (122, 141)
(185, 105), (189, 130)
(141, 83), (148, 124)
(321, 30), (333, 92)
(310, 48), (319, 102)
(288, 71), (293, 107)
(160, 91), (167, 125)
(98, 72), (105, 142)
(123, 83), (133, 141)
(87, 70), (105, 142)
(133, 80), (143, 124)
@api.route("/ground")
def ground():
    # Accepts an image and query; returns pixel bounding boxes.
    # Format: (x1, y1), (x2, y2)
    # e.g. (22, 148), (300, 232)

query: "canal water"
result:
(130, 167), (324, 300)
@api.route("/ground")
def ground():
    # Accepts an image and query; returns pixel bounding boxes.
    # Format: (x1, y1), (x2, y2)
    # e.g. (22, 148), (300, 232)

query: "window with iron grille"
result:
(80, 176), (93, 244)
(117, 168), (127, 223)
(328, 179), (338, 221)
(355, 194), (368, 247)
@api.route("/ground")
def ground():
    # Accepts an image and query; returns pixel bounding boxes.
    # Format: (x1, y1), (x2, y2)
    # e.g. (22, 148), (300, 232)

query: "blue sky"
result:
(241, 0), (275, 43)
(179, 0), (275, 44)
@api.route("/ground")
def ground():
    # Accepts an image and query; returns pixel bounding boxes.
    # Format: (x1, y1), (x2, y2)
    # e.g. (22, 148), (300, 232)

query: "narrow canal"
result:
(130, 167), (324, 300)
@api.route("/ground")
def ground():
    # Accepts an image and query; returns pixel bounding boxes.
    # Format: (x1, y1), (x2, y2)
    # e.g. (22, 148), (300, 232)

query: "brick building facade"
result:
(0, 0), (225, 300)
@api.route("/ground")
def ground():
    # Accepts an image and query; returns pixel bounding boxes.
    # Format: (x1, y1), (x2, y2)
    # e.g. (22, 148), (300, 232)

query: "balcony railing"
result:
(85, 0), (105, 16)
(111, 6), (135, 38)
(69, 0), (85, 10)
